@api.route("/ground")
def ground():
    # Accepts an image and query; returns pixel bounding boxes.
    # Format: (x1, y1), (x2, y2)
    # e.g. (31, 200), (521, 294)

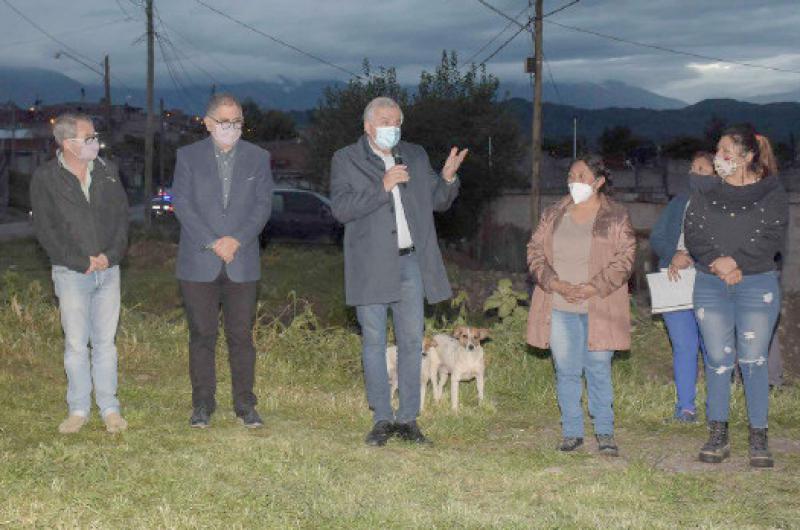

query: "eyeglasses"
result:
(207, 116), (244, 130)
(67, 134), (100, 145)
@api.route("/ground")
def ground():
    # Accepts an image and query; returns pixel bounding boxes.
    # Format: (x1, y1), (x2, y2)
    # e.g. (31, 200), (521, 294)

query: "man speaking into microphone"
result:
(331, 96), (467, 446)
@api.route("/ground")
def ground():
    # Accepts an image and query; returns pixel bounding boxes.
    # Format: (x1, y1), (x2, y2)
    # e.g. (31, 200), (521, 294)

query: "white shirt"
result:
(371, 146), (414, 249)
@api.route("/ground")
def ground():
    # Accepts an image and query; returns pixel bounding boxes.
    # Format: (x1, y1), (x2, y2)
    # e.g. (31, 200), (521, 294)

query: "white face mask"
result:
(713, 155), (738, 178)
(374, 126), (401, 150)
(211, 124), (242, 148)
(568, 182), (595, 204)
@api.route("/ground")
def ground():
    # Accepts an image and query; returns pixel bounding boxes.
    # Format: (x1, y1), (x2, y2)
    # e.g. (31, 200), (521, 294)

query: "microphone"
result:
(392, 148), (407, 188)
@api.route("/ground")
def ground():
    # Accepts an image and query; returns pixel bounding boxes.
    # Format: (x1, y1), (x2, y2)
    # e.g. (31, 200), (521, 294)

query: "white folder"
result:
(646, 268), (696, 314)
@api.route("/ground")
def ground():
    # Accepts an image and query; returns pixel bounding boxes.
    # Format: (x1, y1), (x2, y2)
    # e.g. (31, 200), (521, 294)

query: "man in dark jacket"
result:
(330, 96), (467, 446)
(30, 113), (129, 434)
(172, 93), (273, 429)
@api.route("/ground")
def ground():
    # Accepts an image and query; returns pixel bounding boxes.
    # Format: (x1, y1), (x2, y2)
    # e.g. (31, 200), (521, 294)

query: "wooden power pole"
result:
(159, 98), (165, 186)
(104, 55), (112, 142)
(144, 0), (155, 227)
(530, 0), (543, 231)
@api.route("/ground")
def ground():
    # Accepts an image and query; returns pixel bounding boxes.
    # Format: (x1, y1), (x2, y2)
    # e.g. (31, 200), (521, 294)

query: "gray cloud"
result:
(1, 0), (798, 102)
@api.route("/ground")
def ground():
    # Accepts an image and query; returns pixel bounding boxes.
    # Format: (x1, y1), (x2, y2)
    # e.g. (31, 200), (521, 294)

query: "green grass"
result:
(1, 239), (799, 528)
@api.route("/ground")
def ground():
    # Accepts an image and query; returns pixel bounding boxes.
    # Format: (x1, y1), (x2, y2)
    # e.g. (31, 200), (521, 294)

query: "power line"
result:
(465, 5), (529, 66)
(1, 0), (103, 76)
(479, 23), (528, 66)
(543, 55), (563, 105)
(544, 0), (580, 18)
(192, 0), (361, 79)
(546, 19), (800, 76)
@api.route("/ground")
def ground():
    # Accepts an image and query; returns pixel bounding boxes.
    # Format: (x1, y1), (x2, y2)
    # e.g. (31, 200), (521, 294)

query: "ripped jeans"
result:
(694, 271), (780, 428)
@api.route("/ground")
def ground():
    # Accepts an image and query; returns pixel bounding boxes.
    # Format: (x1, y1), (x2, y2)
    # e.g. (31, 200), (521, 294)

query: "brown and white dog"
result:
(386, 337), (440, 410)
(434, 327), (490, 411)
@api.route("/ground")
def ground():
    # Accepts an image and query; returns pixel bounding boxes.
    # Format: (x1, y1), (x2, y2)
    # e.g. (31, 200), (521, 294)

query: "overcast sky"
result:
(2, 0), (799, 103)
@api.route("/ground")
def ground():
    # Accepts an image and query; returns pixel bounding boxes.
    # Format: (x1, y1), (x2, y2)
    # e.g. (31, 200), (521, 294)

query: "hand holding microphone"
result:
(383, 164), (409, 192)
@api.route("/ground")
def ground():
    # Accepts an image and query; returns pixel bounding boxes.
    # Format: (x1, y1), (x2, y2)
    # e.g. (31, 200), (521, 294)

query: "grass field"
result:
(1, 237), (799, 529)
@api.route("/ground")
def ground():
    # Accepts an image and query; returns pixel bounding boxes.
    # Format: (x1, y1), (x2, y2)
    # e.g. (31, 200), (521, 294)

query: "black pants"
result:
(180, 268), (258, 415)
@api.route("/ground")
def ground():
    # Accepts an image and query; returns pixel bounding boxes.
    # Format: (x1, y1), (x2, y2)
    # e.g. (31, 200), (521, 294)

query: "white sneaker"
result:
(58, 415), (88, 434)
(103, 412), (128, 433)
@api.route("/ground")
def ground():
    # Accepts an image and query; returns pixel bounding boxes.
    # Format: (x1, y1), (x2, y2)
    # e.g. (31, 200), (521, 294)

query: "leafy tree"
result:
(241, 99), (298, 143)
(662, 135), (709, 160)
(599, 125), (641, 160)
(308, 61), (409, 190)
(406, 51), (524, 239)
(308, 53), (523, 240)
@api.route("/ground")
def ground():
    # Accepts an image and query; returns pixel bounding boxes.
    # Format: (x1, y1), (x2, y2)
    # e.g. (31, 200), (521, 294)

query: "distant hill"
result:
(504, 97), (800, 144)
(0, 66), (340, 114)
(1, 66), (686, 113)
(499, 79), (687, 110)
(747, 88), (800, 105)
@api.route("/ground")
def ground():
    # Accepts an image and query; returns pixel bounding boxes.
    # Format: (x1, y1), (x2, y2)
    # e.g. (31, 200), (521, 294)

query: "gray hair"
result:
(52, 113), (93, 146)
(363, 97), (404, 124)
(206, 93), (242, 117)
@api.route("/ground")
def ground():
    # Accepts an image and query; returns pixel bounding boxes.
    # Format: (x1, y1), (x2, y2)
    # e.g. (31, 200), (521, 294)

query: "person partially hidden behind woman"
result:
(527, 155), (636, 456)
(649, 152), (715, 424)
(685, 124), (788, 468)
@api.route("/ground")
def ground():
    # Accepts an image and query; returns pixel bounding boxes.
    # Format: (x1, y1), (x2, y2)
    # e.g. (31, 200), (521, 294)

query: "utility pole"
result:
(104, 55), (112, 143)
(144, 0), (155, 227)
(572, 116), (577, 160)
(9, 103), (16, 173)
(529, 0), (543, 231)
(159, 97), (165, 187)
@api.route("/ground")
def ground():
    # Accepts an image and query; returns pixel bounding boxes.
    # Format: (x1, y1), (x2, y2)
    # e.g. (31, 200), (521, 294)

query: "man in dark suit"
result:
(330, 97), (467, 446)
(172, 93), (273, 429)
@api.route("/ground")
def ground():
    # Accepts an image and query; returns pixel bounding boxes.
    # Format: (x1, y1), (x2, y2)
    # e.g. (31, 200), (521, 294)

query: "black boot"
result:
(749, 427), (774, 468)
(699, 421), (730, 463)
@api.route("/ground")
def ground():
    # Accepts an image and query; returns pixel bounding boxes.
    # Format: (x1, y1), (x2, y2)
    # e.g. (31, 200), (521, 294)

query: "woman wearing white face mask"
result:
(685, 124), (787, 468)
(526, 155), (636, 456)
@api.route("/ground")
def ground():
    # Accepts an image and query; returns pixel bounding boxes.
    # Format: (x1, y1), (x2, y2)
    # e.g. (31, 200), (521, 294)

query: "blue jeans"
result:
(52, 265), (121, 418)
(694, 271), (780, 428)
(550, 310), (614, 438)
(356, 253), (424, 424)
(662, 309), (706, 414)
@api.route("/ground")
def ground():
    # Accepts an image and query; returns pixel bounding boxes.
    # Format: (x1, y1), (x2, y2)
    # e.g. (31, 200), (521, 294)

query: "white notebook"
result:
(646, 268), (696, 314)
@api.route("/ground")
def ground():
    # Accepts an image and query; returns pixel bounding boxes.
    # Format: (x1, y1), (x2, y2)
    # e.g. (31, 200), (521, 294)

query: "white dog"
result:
(386, 337), (440, 410)
(434, 327), (490, 411)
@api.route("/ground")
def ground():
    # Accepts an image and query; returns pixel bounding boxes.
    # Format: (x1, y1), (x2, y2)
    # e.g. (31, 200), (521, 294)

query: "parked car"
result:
(147, 186), (341, 245)
(260, 188), (342, 246)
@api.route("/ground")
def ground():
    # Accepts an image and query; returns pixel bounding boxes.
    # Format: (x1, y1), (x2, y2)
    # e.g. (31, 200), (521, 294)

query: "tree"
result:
(662, 135), (709, 160)
(599, 125), (641, 161)
(406, 51), (524, 240)
(307, 52), (523, 240)
(241, 99), (298, 143)
(308, 61), (408, 190)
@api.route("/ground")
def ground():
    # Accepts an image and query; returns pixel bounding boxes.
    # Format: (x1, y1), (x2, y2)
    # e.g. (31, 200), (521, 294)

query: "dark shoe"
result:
(749, 427), (774, 468)
(395, 420), (433, 445)
(596, 434), (619, 457)
(237, 407), (264, 429)
(557, 437), (584, 452)
(699, 421), (730, 463)
(365, 420), (394, 447)
(190, 406), (211, 429)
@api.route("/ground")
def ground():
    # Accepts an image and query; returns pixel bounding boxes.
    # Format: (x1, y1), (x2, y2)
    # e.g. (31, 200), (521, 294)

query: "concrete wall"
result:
(484, 190), (800, 292)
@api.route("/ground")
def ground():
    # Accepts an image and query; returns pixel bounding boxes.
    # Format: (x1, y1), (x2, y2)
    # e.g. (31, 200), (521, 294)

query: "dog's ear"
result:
(425, 337), (438, 349)
(478, 328), (491, 341)
(452, 326), (464, 338)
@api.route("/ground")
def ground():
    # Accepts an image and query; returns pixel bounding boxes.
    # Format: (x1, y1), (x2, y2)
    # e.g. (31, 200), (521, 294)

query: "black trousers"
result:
(180, 268), (258, 414)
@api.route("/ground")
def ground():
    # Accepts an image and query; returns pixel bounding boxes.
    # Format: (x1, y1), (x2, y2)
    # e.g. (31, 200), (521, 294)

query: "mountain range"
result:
(505, 98), (800, 143)
(2, 66), (799, 143)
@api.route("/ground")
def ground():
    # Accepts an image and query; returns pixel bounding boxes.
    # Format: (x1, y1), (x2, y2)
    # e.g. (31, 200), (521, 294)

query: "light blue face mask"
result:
(374, 126), (401, 150)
